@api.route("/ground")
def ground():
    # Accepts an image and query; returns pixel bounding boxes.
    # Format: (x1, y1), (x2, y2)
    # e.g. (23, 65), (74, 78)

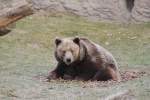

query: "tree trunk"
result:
(0, 4), (33, 36)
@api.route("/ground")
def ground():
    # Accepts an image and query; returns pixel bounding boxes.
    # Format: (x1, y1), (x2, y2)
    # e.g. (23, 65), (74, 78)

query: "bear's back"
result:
(80, 37), (118, 70)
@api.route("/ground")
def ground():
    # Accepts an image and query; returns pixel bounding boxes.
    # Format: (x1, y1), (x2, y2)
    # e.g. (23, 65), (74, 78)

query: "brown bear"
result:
(47, 37), (120, 81)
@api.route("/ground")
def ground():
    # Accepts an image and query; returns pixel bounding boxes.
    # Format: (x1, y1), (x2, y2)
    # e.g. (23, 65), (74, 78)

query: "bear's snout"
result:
(66, 58), (71, 63)
(64, 57), (73, 65)
(63, 51), (74, 65)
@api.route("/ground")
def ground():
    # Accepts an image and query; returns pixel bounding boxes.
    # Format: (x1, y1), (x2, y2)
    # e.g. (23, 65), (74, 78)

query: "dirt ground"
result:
(35, 70), (148, 87)
(33, 69), (149, 100)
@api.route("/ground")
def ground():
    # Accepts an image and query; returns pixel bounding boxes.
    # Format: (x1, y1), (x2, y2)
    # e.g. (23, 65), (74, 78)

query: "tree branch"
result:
(0, 4), (33, 36)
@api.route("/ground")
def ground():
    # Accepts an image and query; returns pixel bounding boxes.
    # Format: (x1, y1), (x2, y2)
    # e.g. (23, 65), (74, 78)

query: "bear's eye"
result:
(62, 50), (66, 54)
(70, 49), (74, 53)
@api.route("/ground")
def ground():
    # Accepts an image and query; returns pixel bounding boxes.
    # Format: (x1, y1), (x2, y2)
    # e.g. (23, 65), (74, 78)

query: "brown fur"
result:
(47, 37), (120, 81)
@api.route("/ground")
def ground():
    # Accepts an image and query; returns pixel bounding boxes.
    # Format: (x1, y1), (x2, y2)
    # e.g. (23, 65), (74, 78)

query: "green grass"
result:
(0, 14), (150, 100)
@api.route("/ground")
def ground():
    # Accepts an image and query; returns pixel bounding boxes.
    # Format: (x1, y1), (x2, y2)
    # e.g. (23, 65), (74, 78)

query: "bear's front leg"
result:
(91, 70), (102, 81)
(47, 70), (60, 81)
(47, 63), (65, 81)
(62, 66), (77, 80)
(63, 74), (75, 80)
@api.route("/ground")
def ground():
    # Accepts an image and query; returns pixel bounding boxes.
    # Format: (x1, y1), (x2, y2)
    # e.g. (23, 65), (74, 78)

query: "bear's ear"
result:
(55, 38), (62, 46)
(73, 37), (80, 45)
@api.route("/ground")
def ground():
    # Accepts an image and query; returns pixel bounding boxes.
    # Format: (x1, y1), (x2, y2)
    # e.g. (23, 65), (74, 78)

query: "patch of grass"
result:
(7, 14), (150, 67)
(0, 14), (150, 100)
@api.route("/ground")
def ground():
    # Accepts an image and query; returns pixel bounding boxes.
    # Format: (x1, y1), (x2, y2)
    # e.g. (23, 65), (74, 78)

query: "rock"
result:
(131, 0), (150, 22)
(0, 0), (150, 23)
(30, 0), (131, 22)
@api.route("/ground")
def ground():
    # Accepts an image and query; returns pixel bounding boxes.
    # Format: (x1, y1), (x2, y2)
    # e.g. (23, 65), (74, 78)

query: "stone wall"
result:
(131, 0), (150, 22)
(0, 0), (150, 23)
(30, 0), (131, 22)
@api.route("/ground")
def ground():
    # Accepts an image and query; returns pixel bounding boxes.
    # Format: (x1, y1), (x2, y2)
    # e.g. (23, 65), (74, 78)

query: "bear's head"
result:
(54, 37), (85, 65)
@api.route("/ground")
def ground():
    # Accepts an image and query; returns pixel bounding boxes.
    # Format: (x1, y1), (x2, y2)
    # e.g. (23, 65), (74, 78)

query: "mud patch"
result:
(35, 70), (147, 86)
(81, 70), (147, 88)
(120, 70), (146, 82)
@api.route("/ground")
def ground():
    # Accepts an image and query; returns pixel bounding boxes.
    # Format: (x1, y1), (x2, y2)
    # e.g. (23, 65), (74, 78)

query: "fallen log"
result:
(0, 4), (33, 36)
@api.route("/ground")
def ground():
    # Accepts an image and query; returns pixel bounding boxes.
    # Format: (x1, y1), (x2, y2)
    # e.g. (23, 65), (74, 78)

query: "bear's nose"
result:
(66, 58), (71, 63)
